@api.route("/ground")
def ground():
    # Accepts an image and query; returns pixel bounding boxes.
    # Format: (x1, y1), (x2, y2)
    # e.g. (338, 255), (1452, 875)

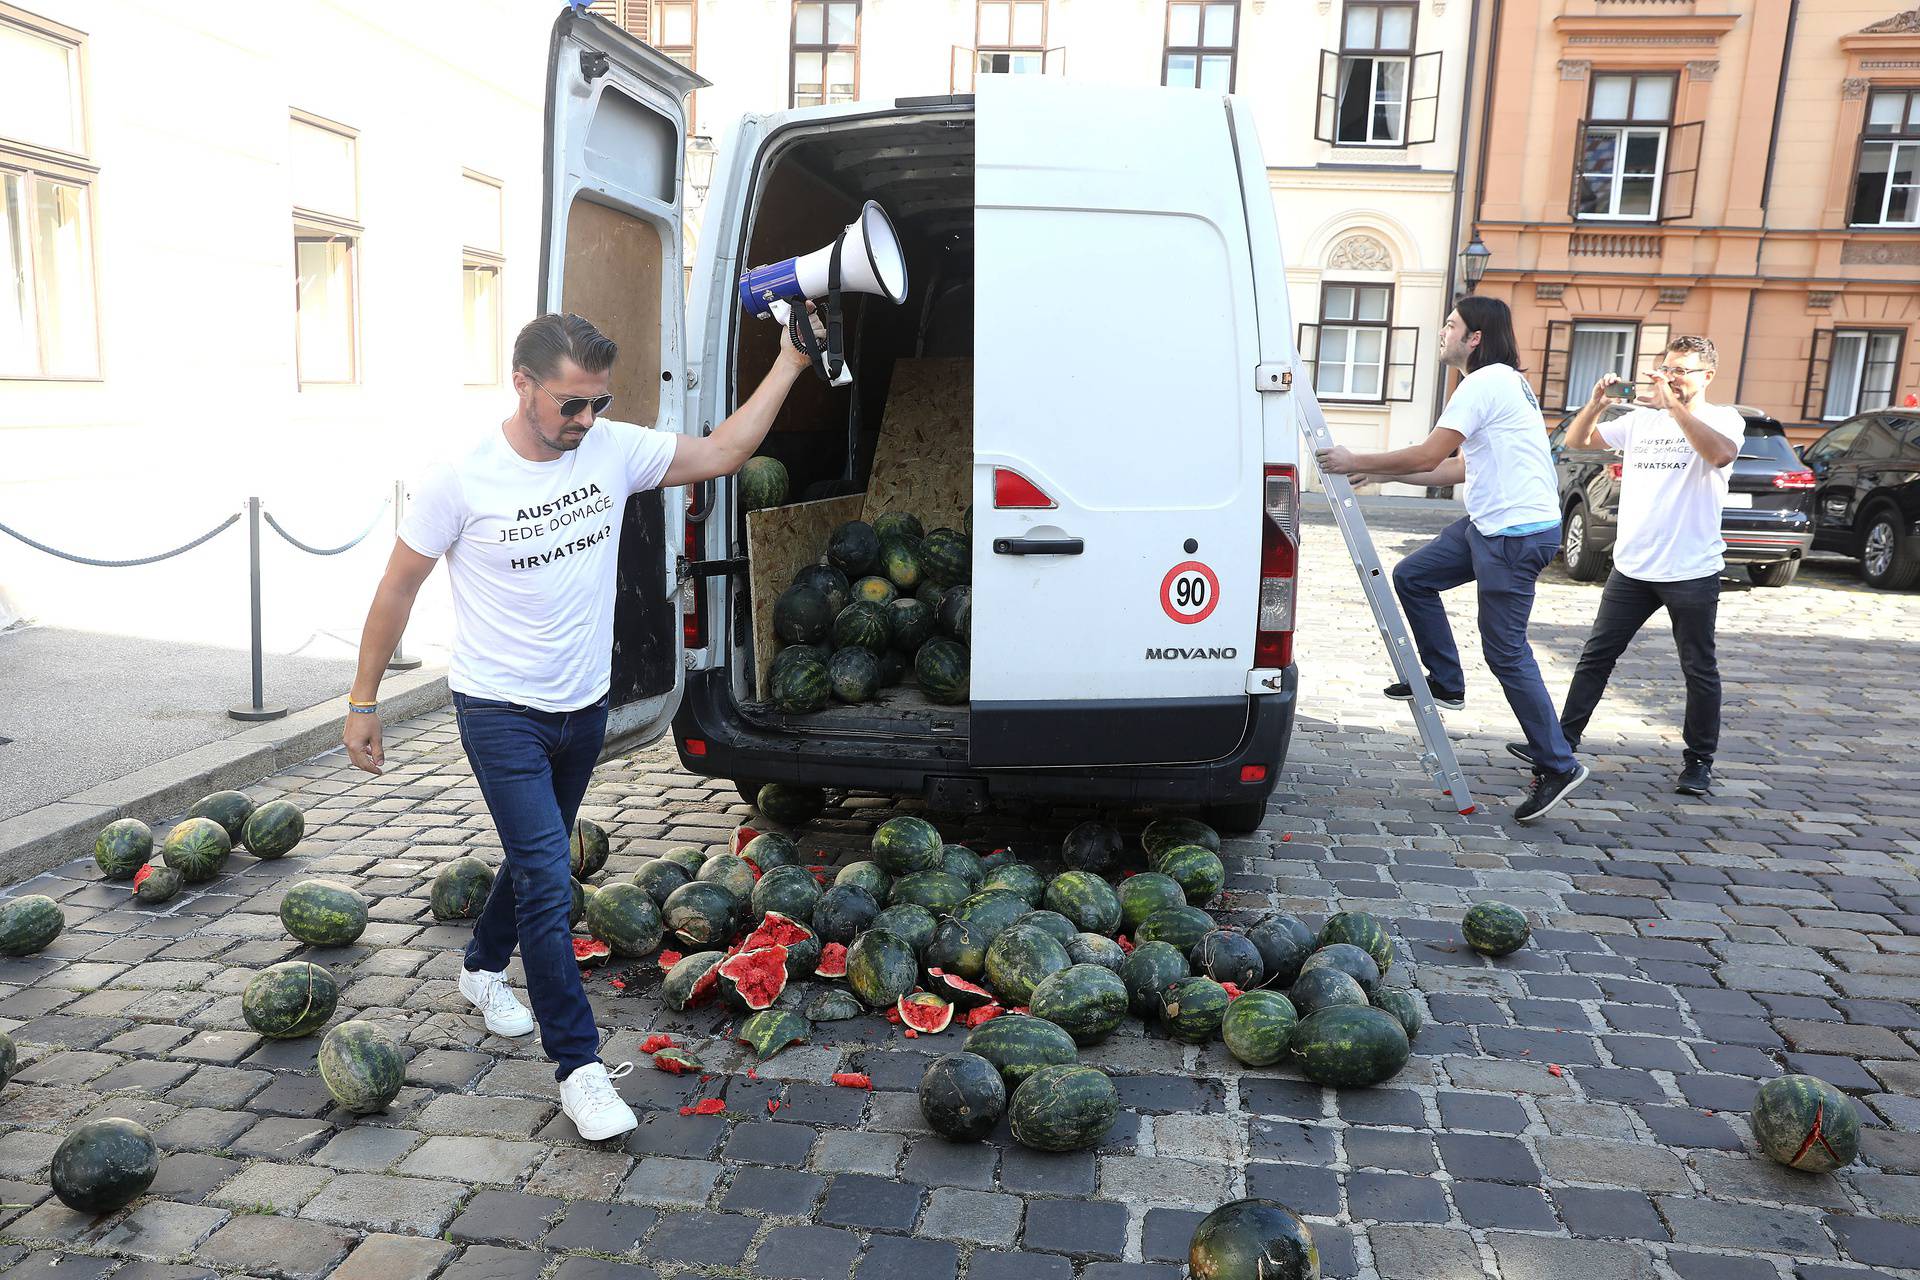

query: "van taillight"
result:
(1256, 465), (1298, 669)
(1773, 470), (1815, 490)
(993, 467), (1056, 509)
(684, 508), (707, 649)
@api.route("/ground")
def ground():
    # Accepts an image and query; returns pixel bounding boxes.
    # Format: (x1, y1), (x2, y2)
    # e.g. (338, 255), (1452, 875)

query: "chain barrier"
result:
(262, 497), (391, 557)
(0, 512), (242, 568)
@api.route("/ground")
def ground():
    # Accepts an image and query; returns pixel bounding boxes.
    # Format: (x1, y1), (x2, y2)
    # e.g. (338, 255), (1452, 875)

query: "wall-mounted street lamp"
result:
(1459, 232), (1491, 295)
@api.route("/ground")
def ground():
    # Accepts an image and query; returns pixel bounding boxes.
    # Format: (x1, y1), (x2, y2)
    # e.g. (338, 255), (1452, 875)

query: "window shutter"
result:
(1407, 51), (1443, 146)
(1314, 50), (1340, 144)
(1803, 328), (1835, 421)
(1297, 322), (1322, 386)
(1568, 120), (1589, 220)
(1660, 121), (1704, 223)
(1541, 319), (1573, 409)
(951, 45), (972, 92)
(1634, 323), (1670, 385)
(1387, 326), (1419, 402)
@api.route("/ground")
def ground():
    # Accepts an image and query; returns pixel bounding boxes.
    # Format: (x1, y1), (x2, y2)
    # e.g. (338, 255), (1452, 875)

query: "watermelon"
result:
(835, 862), (891, 900)
(662, 951), (726, 1011)
(1463, 901), (1531, 957)
(1191, 930), (1264, 989)
(915, 638), (970, 704)
(715, 946), (789, 1012)
(1029, 964), (1129, 1046)
(876, 649), (907, 686)
(1142, 817), (1220, 860)
(936, 585), (971, 643)
(955, 888), (1033, 936)
(774, 586), (835, 645)
(794, 568), (856, 617)
(845, 929), (919, 1008)
(807, 989), (863, 1021)
(1134, 904), (1214, 953)
(1118, 873), (1188, 934)
(573, 936), (610, 965)
(852, 575), (898, 606)
(241, 800), (305, 858)
(752, 865), (824, 922)
(1067, 932), (1127, 972)
(662, 881), (738, 949)
(1247, 915), (1318, 988)
(586, 882), (664, 957)
(1009, 1064), (1117, 1152)
(1015, 910), (1079, 948)
(1371, 986), (1424, 1042)
(879, 536), (925, 591)
(770, 644), (831, 687)
(916, 579), (948, 616)
(0, 1030), (15, 1089)
(740, 832), (802, 872)
(569, 880), (589, 929)
(925, 916), (993, 980)
(187, 790), (255, 844)
(660, 846), (709, 874)
(979, 862), (1046, 907)
(242, 960), (340, 1039)
(1288, 965), (1368, 1017)
(886, 597), (936, 653)
(872, 815), (943, 875)
(94, 818), (152, 880)
(318, 1020), (405, 1114)
(1299, 943), (1382, 996)
(899, 991), (955, 1033)
(49, 1118), (159, 1214)
(1061, 821), (1122, 873)
(1319, 910), (1394, 974)
(814, 941), (849, 978)
(1043, 871), (1123, 936)
(738, 1008), (811, 1061)
(941, 845), (985, 886)
(132, 863), (184, 906)
(741, 455), (789, 511)
(279, 879), (369, 947)
(161, 816), (230, 883)
(891, 871), (971, 916)
(1221, 990), (1299, 1067)
(963, 1013), (1079, 1090)
(756, 783), (826, 826)
(633, 858), (693, 905)
(0, 895), (64, 956)
(569, 818), (610, 880)
(1155, 843), (1226, 905)
(927, 968), (996, 1008)
(696, 853), (758, 904)
(984, 924), (1071, 1006)
(922, 528), (970, 587)
(864, 905), (930, 956)
(828, 648), (882, 703)
(1292, 1004), (1411, 1088)
(1753, 1074), (1861, 1173)
(873, 512), (925, 543)
(828, 521), (881, 577)
(812, 884), (880, 944)
(833, 600), (891, 652)
(1188, 1199), (1318, 1280)
(742, 912), (821, 978)
(1161, 976), (1231, 1043)
(919, 1051), (1006, 1141)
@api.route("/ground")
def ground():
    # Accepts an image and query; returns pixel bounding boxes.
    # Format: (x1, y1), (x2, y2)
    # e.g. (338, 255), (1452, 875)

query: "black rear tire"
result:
(1562, 504), (1608, 582)
(1860, 509), (1920, 591)
(735, 780), (770, 808)
(1204, 801), (1269, 835)
(1746, 560), (1800, 588)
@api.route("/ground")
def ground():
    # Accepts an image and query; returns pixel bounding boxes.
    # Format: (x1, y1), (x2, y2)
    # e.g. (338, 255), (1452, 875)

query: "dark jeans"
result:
(1560, 569), (1720, 767)
(1392, 517), (1579, 775)
(454, 690), (609, 1080)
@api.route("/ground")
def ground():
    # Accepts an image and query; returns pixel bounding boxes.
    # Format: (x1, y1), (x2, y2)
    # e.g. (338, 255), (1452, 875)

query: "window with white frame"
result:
(1852, 88), (1920, 228)
(290, 114), (360, 386)
(1315, 283), (1392, 401)
(1565, 323), (1636, 410)
(793, 2), (858, 108)
(1164, 1), (1237, 92)
(1575, 73), (1674, 220)
(1, 10), (98, 379)
(461, 172), (503, 387)
(1824, 330), (1903, 420)
(1336, 2), (1414, 145)
(978, 1), (1047, 76)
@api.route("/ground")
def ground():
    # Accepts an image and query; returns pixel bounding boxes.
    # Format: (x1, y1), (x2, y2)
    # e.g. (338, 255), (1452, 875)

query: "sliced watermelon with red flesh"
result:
(730, 826), (760, 857)
(815, 942), (849, 978)
(743, 912), (811, 950)
(964, 1003), (1005, 1028)
(573, 937), (613, 965)
(715, 945), (789, 1011)
(927, 968), (995, 1008)
(899, 992), (955, 1033)
(132, 865), (154, 890)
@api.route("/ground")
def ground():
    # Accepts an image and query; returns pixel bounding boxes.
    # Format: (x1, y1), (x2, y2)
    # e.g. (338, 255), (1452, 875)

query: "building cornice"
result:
(1552, 13), (1742, 47)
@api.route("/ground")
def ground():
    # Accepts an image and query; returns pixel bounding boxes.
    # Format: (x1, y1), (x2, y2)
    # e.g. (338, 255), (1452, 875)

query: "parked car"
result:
(1801, 410), (1920, 591)
(1546, 404), (1815, 587)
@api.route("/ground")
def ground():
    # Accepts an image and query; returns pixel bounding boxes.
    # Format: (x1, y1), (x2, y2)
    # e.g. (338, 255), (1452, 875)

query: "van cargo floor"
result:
(743, 681), (969, 738)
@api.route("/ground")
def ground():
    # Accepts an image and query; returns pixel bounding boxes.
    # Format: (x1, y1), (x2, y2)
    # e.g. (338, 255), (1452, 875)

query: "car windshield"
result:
(1738, 429), (1798, 464)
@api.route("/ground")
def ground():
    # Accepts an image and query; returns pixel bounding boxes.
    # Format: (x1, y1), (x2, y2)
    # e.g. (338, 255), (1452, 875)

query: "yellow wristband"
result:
(347, 697), (378, 708)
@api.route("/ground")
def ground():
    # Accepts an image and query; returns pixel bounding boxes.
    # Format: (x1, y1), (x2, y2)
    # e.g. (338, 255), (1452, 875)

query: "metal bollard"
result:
(386, 478), (422, 671)
(228, 496), (289, 722)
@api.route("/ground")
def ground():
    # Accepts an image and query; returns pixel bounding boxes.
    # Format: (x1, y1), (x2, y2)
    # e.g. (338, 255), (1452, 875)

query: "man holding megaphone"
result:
(340, 307), (823, 1142)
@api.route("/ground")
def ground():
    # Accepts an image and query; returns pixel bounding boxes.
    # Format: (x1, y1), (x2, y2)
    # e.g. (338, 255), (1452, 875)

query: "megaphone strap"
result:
(784, 230), (850, 386)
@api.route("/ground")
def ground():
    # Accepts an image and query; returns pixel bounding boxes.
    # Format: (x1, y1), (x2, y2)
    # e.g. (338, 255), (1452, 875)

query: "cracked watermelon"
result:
(241, 800), (304, 858)
(716, 946), (789, 1012)
(132, 863), (183, 906)
(1028, 963), (1129, 1046)
(570, 817), (610, 880)
(50, 1118), (159, 1214)
(1753, 1074), (1861, 1173)
(1008, 1063), (1116, 1152)
(242, 960), (339, 1039)
(918, 1051), (1006, 1141)
(93, 819), (152, 880)
(739, 1008), (811, 1060)
(663, 881), (738, 949)
(899, 991), (955, 1034)
(662, 950), (726, 1010)
(741, 911), (821, 978)
(161, 816), (231, 884)
(279, 879), (369, 947)
(318, 1019), (405, 1114)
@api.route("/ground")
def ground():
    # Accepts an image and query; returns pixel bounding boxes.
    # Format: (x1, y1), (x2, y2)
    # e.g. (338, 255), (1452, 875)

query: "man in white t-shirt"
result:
(1318, 296), (1589, 823)
(340, 311), (819, 1141)
(1508, 335), (1742, 797)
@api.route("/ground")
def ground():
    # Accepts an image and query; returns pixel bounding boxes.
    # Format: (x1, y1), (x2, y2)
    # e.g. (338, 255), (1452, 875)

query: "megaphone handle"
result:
(823, 232), (847, 383)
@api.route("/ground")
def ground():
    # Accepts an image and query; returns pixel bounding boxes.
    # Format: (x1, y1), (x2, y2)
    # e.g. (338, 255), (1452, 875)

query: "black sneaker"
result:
(1515, 764), (1590, 823)
(1675, 761), (1714, 796)
(1384, 682), (1466, 710)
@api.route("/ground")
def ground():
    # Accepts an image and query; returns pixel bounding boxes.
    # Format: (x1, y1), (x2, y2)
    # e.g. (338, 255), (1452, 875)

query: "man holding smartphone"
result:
(1511, 335), (1743, 796)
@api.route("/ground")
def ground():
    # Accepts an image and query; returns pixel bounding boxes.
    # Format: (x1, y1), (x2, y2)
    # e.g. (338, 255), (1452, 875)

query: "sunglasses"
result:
(1654, 365), (1706, 379)
(526, 373), (613, 419)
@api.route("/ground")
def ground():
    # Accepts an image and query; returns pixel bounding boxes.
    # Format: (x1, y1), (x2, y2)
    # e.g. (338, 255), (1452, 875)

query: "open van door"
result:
(540, 7), (706, 747)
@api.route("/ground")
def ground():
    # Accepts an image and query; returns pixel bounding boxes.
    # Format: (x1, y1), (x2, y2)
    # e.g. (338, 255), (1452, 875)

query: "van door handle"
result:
(993, 536), (1084, 556)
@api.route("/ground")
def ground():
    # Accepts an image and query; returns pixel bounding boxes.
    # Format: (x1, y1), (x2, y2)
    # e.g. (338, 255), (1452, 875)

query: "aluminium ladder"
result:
(1286, 368), (1478, 816)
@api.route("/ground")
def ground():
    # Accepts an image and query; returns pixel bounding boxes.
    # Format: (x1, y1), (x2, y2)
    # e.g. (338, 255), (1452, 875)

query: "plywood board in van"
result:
(747, 493), (866, 700)
(860, 357), (973, 533)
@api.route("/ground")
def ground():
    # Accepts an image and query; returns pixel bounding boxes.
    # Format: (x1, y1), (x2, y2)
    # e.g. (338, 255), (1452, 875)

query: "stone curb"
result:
(0, 665), (450, 885)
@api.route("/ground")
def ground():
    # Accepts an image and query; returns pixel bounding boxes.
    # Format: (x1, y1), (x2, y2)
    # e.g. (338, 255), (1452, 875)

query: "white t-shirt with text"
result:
(1598, 403), (1745, 582)
(398, 421), (677, 712)
(1436, 363), (1561, 536)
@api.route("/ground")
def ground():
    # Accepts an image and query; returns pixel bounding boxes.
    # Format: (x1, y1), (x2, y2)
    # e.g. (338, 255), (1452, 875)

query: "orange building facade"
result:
(1463, 0), (1920, 442)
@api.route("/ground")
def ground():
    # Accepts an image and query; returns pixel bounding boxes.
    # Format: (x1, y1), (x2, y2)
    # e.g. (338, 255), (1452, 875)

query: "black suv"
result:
(1547, 404), (1815, 587)
(1802, 409), (1920, 590)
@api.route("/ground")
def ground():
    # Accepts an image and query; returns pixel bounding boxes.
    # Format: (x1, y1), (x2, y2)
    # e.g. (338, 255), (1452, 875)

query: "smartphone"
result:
(1605, 381), (1637, 401)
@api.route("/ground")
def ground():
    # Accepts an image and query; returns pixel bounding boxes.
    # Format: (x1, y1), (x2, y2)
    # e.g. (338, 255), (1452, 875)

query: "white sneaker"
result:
(560, 1061), (638, 1141)
(458, 967), (535, 1038)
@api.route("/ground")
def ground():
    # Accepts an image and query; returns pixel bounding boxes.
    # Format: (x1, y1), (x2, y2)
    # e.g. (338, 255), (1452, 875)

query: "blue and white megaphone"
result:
(738, 200), (908, 386)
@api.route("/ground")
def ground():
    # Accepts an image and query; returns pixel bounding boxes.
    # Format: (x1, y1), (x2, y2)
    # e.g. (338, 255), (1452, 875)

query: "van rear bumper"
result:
(670, 665), (1297, 811)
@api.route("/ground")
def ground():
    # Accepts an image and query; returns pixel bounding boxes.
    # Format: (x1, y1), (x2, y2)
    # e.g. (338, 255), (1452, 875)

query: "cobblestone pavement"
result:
(1, 507), (1916, 1280)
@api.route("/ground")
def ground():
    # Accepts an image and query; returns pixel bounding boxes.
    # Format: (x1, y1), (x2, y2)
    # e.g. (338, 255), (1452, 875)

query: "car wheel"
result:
(1860, 510), (1920, 591)
(1562, 505), (1608, 582)
(1204, 801), (1270, 835)
(1746, 560), (1800, 588)
(735, 779), (771, 808)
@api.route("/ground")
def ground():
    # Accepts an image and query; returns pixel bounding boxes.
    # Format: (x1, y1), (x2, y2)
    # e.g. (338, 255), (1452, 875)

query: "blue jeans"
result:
(453, 690), (608, 1080)
(1391, 517), (1578, 775)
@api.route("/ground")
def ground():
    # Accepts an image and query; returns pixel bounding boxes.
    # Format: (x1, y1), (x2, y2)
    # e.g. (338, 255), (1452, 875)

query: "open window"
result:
(1850, 88), (1920, 228)
(1315, 2), (1440, 147)
(1570, 72), (1700, 222)
(1297, 282), (1417, 403)
(1807, 327), (1904, 421)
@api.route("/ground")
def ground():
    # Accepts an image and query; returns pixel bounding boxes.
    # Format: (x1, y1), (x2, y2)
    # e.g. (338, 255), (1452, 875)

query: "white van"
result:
(544, 10), (1301, 832)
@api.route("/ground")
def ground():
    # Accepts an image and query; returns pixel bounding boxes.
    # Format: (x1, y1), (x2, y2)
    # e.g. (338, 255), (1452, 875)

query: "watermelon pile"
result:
(765, 512), (972, 714)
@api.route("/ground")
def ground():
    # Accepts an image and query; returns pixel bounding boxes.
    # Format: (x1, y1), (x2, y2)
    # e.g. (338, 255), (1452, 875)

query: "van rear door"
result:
(970, 79), (1265, 768)
(541, 7), (705, 746)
